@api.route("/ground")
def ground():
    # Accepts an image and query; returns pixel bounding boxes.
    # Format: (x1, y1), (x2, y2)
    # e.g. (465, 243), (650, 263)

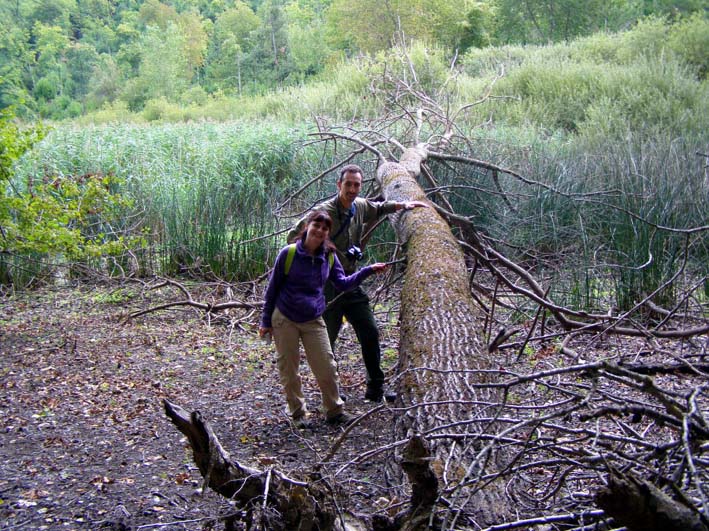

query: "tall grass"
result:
(430, 118), (708, 311)
(14, 121), (323, 280)
(11, 17), (708, 310)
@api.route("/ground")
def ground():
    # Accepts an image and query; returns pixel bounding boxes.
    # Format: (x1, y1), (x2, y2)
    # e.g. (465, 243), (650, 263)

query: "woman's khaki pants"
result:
(271, 307), (344, 420)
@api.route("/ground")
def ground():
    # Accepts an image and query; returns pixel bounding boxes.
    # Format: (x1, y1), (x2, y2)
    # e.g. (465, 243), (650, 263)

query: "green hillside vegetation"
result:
(3, 15), (709, 312)
(1, 0), (706, 120)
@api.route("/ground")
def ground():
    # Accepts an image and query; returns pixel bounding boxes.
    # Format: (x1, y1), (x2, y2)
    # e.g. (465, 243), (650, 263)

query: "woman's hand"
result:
(259, 326), (273, 337)
(370, 263), (389, 274)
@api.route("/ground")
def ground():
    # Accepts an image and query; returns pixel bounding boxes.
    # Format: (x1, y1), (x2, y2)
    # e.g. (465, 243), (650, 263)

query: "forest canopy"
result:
(1, 0), (707, 120)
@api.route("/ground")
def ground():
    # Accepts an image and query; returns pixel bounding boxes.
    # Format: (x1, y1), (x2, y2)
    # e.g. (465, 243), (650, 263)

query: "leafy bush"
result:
(1, 110), (140, 286)
(668, 13), (709, 78)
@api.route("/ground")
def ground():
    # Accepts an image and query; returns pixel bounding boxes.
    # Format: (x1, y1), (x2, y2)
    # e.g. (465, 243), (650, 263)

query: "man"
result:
(288, 164), (428, 402)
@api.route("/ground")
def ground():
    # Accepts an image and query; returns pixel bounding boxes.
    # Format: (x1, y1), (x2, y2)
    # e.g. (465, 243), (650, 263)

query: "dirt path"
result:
(1, 284), (400, 530)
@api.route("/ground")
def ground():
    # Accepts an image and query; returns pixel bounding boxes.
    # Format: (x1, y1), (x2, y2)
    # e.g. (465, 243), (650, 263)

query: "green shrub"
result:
(616, 16), (670, 63)
(668, 13), (709, 78)
(34, 76), (59, 101)
(459, 19), (708, 139)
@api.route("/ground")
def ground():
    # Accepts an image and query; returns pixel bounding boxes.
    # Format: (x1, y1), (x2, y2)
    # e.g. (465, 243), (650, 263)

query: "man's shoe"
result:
(326, 412), (355, 426)
(365, 387), (397, 402)
(292, 416), (312, 430)
(364, 387), (383, 402)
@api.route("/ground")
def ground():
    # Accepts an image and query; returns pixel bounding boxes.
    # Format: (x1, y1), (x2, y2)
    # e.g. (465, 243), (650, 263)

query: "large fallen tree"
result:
(163, 139), (707, 531)
(158, 50), (708, 531)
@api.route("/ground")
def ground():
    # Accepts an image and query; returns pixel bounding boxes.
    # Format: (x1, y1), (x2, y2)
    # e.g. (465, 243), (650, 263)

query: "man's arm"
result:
(369, 198), (430, 222)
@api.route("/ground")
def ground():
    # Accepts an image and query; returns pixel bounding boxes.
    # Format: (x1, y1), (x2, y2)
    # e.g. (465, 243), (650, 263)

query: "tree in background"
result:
(29, 0), (78, 31)
(121, 23), (192, 109)
(325, 0), (479, 54)
(0, 27), (33, 110)
(251, 0), (291, 87)
(459, 1), (495, 49)
(85, 54), (122, 110)
(179, 10), (209, 84)
(642, 0), (708, 17)
(492, 0), (640, 44)
(204, 1), (260, 93)
(283, 0), (330, 80)
(31, 22), (75, 118)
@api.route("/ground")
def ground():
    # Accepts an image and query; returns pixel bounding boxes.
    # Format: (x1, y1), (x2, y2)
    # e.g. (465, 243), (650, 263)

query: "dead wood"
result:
(127, 278), (260, 322)
(596, 470), (709, 531)
(163, 399), (338, 531)
(376, 145), (513, 527)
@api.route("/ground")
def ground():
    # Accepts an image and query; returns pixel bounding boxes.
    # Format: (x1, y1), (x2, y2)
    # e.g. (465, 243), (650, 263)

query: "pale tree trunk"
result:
(377, 146), (511, 527)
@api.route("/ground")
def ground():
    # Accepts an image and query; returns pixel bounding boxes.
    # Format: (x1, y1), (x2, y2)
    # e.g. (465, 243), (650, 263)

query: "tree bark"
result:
(376, 146), (511, 527)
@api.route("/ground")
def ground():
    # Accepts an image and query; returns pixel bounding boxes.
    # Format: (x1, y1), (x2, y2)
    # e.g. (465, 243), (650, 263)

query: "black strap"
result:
(332, 204), (356, 241)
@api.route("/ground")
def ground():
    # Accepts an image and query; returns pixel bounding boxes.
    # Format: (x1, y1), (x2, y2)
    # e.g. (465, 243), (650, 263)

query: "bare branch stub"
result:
(163, 399), (340, 531)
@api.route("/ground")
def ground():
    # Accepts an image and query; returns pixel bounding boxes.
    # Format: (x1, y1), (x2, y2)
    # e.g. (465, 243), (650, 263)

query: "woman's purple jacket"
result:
(260, 239), (375, 329)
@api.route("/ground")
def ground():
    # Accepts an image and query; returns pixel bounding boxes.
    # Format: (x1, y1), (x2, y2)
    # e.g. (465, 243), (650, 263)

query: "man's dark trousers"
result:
(323, 283), (384, 393)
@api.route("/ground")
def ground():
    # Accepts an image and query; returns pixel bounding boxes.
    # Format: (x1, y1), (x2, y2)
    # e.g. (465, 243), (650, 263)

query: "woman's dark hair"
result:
(297, 210), (337, 252)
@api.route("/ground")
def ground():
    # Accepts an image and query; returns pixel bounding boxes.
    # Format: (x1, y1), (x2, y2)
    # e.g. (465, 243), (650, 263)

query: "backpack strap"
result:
(284, 244), (334, 275)
(284, 244), (297, 275)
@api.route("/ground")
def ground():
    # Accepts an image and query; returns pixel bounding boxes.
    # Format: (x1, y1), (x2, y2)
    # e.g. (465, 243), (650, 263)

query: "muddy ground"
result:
(2, 281), (707, 531)
(1, 282), (403, 530)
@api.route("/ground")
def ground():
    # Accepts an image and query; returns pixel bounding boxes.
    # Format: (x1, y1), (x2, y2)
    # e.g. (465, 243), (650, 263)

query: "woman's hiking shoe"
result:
(326, 412), (355, 426)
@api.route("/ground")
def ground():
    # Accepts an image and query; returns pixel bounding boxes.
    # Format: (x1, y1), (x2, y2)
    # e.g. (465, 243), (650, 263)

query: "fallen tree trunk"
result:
(376, 145), (512, 527)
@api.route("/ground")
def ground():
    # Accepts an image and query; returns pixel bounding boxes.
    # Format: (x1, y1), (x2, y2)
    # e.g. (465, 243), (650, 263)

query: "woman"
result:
(259, 210), (388, 428)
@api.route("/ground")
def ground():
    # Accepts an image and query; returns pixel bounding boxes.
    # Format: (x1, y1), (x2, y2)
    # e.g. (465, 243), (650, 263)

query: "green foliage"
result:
(0, 110), (43, 184)
(325, 0), (476, 54)
(14, 121), (315, 280)
(204, 2), (261, 93)
(2, 0), (707, 117)
(3, 174), (133, 259)
(460, 20), (709, 138)
(667, 13), (709, 78)
(34, 76), (60, 101)
(122, 23), (192, 110)
(1, 109), (139, 286)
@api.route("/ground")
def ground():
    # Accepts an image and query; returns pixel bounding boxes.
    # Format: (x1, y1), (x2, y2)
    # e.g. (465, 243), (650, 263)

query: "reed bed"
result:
(14, 121), (321, 280)
(9, 18), (708, 311)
